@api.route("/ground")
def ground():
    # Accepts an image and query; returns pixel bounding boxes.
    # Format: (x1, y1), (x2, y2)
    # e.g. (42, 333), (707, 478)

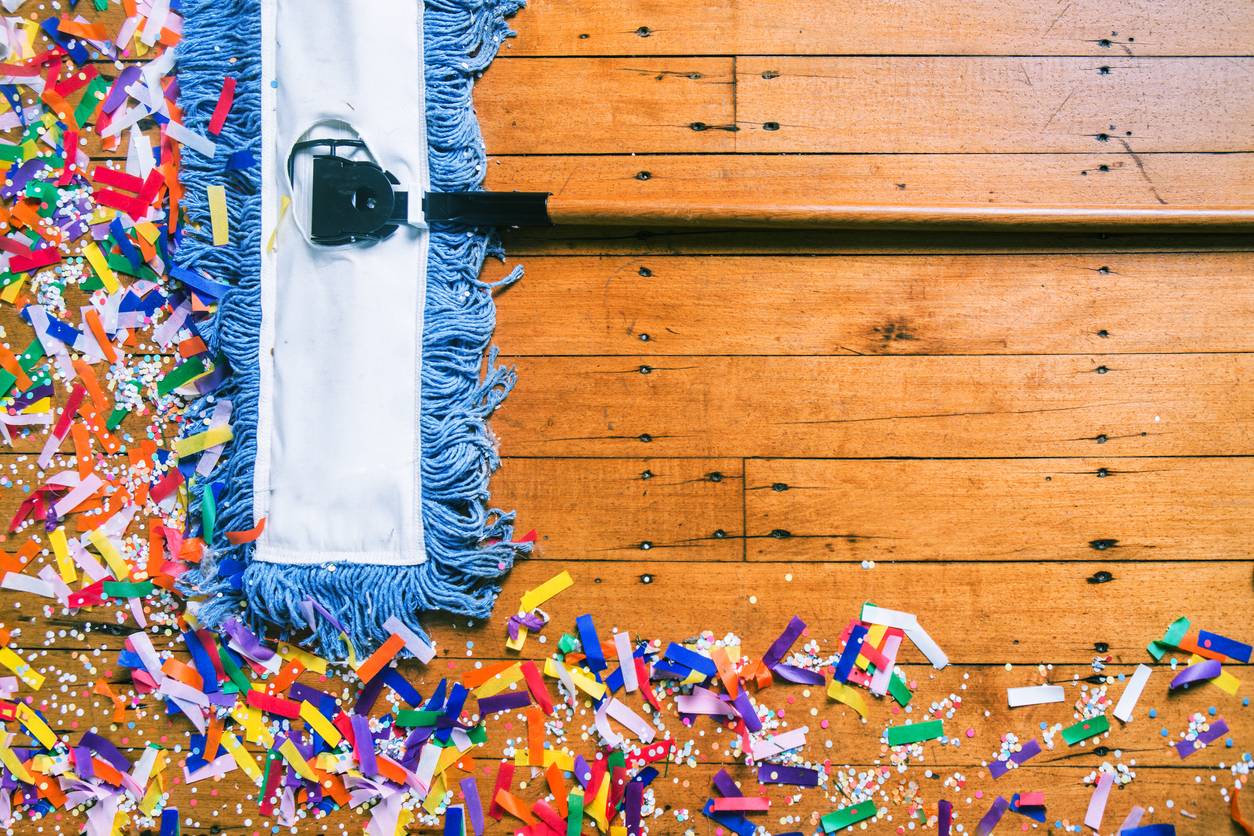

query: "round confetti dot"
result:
(1149, 709), (1157, 718)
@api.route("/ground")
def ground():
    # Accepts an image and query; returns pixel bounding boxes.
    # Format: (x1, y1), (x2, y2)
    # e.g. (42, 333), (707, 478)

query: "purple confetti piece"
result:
(1170, 658), (1222, 689)
(989, 737), (1042, 779)
(771, 664), (825, 685)
(626, 780), (643, 836)
(354, 669), (388, 715)
(712, 768), (742, 798)
(351, 714), (376, 777)
(761, 616), (807, 670)
(476, 690), (532, 715)
(288, 682), (332, 705)
(305, 597), (349, 635)
(732, 691), (761, 733)
(461, 777), (486, 836)
(574, 755), (592, 788)
(72, 748), (93, 779)
(756, 765), (818, 786)
(77, 731), (131, 772)
(975, 795), (1010, 836)
(102, 65), (142, 114)
(1176, 717), (1230, 758)
(221, 618), (277, 662)
(939, 799), (952, 835)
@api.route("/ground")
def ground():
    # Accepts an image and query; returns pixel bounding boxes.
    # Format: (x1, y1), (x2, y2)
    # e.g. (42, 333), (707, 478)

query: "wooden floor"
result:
(1, 1), (1249, 835)
(464, 0), (1252, 831)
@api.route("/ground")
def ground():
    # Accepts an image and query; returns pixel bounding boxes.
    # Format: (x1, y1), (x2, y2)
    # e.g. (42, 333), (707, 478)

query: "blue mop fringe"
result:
(173, 0), (530, 659)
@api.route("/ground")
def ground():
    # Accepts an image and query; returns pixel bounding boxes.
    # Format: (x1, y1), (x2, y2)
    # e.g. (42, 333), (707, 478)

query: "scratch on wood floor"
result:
(1117, 138), (1168, 204)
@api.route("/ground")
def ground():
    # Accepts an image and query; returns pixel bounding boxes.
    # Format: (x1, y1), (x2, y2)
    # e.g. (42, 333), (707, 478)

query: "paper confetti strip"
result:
(886, 719), (944, 746)
(1113, 664), (1154, 722)
(1007, 684), (1064, 707)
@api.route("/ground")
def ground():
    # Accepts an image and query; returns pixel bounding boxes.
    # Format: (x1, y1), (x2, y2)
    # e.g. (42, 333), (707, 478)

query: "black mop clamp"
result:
(296, 137), (553, 244)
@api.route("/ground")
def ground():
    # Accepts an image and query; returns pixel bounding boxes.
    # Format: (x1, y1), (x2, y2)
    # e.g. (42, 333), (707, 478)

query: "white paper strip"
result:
(861, 604), (949, 669)
(751, 727), (807, 760)
(593, 704), (622, 747)
(1112, 664), (1153, 723)
(614, 631), (638, 692)
(550, 658), (577, 702)
(412, 742), (442, 795)
(128, 631), (165, 684)
(381, 616), (435, 663)
(52, 473), (103, 517)
(159, 677), (208, 706)
(869, 635), (902, 696)
(1, 573), (54, 597)
(165, 120), (216, 158)
(606, 698), (655, 743)
(1007, 685), (1065, 707)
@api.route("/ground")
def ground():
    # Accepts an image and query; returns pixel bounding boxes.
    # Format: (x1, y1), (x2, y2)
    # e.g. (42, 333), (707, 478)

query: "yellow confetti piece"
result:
(422, 773), (446, 814)
(0, 646), (44, 690)
(856, 625), (887, 670)
(1189, 654), (1242, 695)
(278, 642), (328, 674)
(83, 241), (119, 293)
(567, 665), (607, 700)
(395, 807), (415, 836)
(827, 680), (869, 718)
(22, 397), (50, 414)
(299, 700), (341, 746)
(0, 745), (32, 784)
(230, 702), (274, 748)
(474, 663), (523, 698)
(135, 223), (160, 244)
(208, 185), (229, 246)
(138, 779), (163, 816)
(49, 529), (75, 584)
(222, 733), (263, 782)
(171, 425), (233, 458)
(434, 744), (461, 777)
(266, 195), (290, 253)
(513, 747), (528, 767)
(611, 828), (627, 836)
(587, 774), (611, 832)
(542, 749), (575, 771)
(88, 529), (130, 580)
(278, 739), (318, 782)
(520, 570), (573, 612)
(0, 275), (25, 304)
(17, 703), (56, 749)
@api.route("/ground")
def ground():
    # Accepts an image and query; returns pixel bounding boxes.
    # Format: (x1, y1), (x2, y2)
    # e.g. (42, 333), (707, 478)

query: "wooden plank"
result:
(492, 457), (743, 560)
(493, 354), (1254, 458)
(476, 58), (736, 154)
(736, 57), (1254, 153)
(744, 457), (1254, 562)
(505, 0), (1254, 57)
(488, 252), (1254, 355)
(432, 559), (1247, 665)
(484, 153), (1254, 209)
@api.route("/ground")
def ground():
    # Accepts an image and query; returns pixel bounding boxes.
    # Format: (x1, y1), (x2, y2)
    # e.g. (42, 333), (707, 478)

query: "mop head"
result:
(174, 0), (529, 658)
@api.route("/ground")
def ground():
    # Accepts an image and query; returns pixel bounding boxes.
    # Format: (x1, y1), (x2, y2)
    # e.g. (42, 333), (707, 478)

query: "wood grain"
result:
(504, 0), (1254, 56)
(735, 57), (1254, 154)
(488, 253), (1254, 355)
(484, 153), (1254, 208)
(744, 457), (1254, 562)
(476, 58), (736, 154)
(493, 354), (1254, 458)
(490, 457), (744, 560)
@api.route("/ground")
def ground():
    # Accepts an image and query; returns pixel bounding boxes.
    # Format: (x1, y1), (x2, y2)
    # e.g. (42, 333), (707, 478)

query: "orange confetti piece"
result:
(494, 790), (535, 825)
(84, 309), (117, 364)
(161, 658), (204, 691)
(224, 519), (265, 545)
(528, 706), (545, 766)
(71, 423), (93, 478)
(355, 633), (405, 684)
(72, 360), (110, 416)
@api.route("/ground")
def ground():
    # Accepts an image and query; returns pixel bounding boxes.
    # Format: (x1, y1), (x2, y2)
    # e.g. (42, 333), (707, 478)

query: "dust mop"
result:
(174, 0), (529, 658)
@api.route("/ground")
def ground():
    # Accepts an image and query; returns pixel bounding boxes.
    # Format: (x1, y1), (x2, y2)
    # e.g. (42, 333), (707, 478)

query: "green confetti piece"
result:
(101, 581), (154, 598)
(566, 790), (584, 836)
(0, 145), (22, 164)
(201, 485), (217, 544)
(820, 800), (877, 832)
(0, 340), (46, 399)
(158, 356), (211, 396)
(1148, 616), (1190, 660)
(558, 634), (577, 654)
(74, 76), (110, 129)
(886, 719), (943, 746)
(1061, 714), (1109, 745)
(219, 644), (251, 694)
(395, 709), (444, 727)
(258, 750), (280, 804)
(467, 724), (487, 744)
(608, 749), (626, 769)
(24, 181), (57, 204)
(888, 671), (912, 706)
(105, 407), (127, 431)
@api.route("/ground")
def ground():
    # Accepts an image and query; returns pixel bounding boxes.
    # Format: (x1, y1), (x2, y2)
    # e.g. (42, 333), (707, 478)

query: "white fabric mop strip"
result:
(255, 0), (430, 566)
